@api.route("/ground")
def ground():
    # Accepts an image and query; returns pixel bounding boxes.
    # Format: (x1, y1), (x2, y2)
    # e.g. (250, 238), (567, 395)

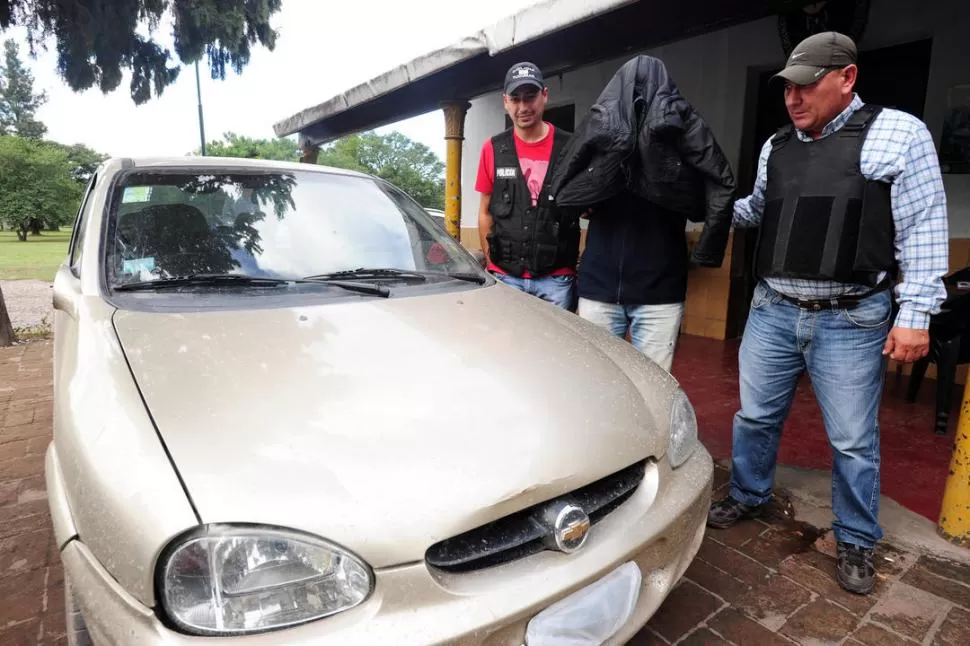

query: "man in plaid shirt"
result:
(707, 32), (949, 595)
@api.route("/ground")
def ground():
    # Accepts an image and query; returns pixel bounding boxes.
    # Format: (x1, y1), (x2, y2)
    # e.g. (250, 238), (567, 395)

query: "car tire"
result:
(64, 574), (93, 646)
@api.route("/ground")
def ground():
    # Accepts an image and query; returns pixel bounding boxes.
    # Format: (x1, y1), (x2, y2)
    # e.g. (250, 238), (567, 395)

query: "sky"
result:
(6, 0), (539, 162)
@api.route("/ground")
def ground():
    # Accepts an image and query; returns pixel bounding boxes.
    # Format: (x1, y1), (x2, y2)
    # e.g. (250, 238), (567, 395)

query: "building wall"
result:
(456, 0), (969, 381)
(460, 0), (969, 236)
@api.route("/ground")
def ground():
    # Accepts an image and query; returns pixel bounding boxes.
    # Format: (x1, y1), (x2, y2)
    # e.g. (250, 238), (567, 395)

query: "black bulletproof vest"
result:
(487, 127), (579, 276)
(755, 104), (896, 286)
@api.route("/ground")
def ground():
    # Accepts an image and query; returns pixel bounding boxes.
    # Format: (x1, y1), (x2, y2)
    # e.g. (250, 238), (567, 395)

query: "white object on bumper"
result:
(525, 561), (642, 645)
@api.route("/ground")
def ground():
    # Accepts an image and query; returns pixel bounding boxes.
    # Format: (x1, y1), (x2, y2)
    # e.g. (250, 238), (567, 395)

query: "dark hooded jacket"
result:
(548, 55), (736, 267)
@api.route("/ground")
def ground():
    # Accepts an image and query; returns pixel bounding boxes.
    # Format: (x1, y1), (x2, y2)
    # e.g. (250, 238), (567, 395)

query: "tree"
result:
(0, 0), (283, 104)
(38, 141), (106, 229)
(317, 131), (445, 209)
(0, 39), (46, 138)
(46, 141), (108, 184)
(0, 135), (81, 240)
(200, 132), (299, 161)
(0, 282), (14, 346)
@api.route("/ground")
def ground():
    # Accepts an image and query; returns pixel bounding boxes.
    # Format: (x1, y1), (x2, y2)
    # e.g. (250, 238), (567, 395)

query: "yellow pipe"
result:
(441, 101), (471, 242)
(444, 138), (462, 241)
(939, 375), (970, 547)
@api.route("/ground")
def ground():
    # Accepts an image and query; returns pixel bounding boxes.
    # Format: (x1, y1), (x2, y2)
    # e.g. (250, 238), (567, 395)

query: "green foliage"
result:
(1, 40), (107, 187)
(195, 131), (446, 209)
(317, 131), (445, 209)
(0, 39), (46, 138)
(0, 0), (283, 104)
(0, 135), (82, 239)
(45, 141), (108, 184)
(200, 131), (300, 161)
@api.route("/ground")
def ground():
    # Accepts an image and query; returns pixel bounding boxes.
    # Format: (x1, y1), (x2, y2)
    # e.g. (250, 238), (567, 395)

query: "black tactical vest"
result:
(486, 127), (579, 276)
(754, 104), (896, 286)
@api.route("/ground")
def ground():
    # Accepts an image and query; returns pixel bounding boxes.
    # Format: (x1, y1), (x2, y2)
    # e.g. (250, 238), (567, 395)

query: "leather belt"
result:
(775, 281), (891, 311)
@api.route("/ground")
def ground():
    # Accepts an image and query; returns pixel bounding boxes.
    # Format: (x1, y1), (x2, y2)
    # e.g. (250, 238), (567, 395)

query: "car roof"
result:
(100, 155), (373, 179)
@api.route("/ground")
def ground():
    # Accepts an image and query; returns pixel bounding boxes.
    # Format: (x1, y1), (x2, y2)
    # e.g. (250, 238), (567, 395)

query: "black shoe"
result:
(836, 542), (875, 595)
(707, 495), (766, 529)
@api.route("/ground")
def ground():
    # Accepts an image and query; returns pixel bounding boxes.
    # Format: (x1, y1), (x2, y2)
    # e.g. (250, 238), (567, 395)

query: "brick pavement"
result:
(2, 339), (970, 645)
(635, 465), (970, 645)
(0, 341), (64, 646)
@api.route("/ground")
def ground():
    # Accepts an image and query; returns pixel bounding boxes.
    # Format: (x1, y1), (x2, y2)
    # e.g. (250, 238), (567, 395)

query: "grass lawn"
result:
(0, 229), (72, 281)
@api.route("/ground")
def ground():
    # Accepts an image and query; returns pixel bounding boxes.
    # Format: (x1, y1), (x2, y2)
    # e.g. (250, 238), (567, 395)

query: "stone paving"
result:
(0, 340), (64, 645)
(636, 468), (970, 645)
(1, 339), (969, 645)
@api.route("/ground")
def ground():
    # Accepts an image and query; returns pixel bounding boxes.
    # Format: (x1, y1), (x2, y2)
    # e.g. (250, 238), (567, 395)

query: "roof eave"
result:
(272, 0), (640, 140)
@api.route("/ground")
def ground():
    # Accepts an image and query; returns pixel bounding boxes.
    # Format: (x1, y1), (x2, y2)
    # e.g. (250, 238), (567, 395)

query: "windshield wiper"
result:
(114, 273), (390, 297)
(299, 277), (390, 297)
(305, 268), (487, 285)
(114, 274), (297, 291)
(305, 268), (429, 282)
(437, 271), (487, 284)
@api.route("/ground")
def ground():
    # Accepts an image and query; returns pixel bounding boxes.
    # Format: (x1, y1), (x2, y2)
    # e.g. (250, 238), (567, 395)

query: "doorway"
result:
(726, 38), (934, 339)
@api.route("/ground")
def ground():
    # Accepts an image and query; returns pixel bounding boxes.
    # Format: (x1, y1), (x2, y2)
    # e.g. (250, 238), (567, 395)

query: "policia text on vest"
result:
(486, 128), (581, 277)
(754, 104), (896, 287)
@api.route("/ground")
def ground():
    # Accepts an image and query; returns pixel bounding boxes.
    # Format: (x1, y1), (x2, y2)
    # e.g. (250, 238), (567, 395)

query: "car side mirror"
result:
(52, 265), (80, 319)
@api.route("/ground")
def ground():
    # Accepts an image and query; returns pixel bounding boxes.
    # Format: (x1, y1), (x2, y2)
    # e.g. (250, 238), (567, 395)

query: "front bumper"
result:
(61, 448), (713, 646)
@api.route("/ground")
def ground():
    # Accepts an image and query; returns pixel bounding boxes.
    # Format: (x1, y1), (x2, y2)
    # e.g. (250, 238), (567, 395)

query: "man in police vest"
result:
(707, 32), (949, 595)
(475, 62), (579, 309)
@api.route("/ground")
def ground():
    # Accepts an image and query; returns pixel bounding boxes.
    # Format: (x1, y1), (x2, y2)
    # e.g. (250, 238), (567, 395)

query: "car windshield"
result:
(104, 168), (482, 289)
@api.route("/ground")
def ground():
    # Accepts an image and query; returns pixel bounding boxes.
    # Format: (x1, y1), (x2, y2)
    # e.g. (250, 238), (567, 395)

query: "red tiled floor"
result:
(671, 335), (961, 523)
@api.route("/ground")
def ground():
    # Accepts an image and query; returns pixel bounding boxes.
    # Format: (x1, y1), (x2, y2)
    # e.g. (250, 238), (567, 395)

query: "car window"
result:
(103, 169), (482, 288)
(69, 174), (98, 278)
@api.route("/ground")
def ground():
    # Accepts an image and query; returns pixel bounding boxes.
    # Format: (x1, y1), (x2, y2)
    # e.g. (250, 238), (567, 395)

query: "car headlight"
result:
(158, 524), (373, 636)
(668, 388), (698, 468)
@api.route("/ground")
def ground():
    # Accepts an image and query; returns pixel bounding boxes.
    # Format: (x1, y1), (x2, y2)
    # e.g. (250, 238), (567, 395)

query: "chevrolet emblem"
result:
(553, 505), (591, 553)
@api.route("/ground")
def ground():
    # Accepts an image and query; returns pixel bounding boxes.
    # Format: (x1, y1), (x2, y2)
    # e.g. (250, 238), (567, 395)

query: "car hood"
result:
(112, 283), (677, 568)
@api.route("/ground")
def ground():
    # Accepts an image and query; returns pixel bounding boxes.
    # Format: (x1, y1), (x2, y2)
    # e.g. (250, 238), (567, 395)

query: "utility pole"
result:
(195, 61), (207, 155)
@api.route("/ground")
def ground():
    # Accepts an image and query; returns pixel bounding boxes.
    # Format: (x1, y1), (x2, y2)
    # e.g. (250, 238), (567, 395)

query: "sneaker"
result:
(836, 542), (875, 595)
(707, 495), (766, 529)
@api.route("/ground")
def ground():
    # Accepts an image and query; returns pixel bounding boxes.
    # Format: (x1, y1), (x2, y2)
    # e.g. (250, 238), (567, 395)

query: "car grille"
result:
(425, 460), (647, 573)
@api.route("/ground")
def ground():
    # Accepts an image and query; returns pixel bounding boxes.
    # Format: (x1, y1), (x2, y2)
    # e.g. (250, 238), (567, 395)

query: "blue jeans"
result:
(730, 281), (892, 548)
(492, 272), (576, 310)
(577, 298), (684, 372)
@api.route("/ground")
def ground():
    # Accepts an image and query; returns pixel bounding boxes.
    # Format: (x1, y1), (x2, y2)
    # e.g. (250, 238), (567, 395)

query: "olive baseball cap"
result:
(772, 31), (858, 86)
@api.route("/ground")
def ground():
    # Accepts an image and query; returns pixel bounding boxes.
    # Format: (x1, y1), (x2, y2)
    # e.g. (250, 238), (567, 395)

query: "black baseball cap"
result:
(504, 62), (545, 95)
(772, 31), (858, 86)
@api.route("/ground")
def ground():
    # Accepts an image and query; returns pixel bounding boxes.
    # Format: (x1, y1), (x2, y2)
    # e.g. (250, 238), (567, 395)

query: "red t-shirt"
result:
(475, 124), (574, 278)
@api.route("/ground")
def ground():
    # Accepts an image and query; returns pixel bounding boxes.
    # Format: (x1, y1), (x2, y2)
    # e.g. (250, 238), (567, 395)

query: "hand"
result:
(882, 326), (929, 363)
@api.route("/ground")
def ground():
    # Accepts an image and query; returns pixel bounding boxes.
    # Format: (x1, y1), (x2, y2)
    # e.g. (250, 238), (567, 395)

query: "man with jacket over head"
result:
(706, 32), (949, 596)
(475, 62), (580, 309)
(548, 55), (737, 371)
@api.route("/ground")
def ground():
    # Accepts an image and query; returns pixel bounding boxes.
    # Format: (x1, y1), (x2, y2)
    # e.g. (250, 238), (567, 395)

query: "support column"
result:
(939, 377), (970, 547)
(441, 101), (471, 242)
(299, 139), (320, 164)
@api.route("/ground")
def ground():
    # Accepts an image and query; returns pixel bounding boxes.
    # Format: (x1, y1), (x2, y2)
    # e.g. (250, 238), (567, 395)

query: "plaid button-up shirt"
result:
(734, 94), (950, 329)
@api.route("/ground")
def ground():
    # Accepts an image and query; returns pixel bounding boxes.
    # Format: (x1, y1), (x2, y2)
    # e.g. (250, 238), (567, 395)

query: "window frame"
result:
(68, 173), (99, 279)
